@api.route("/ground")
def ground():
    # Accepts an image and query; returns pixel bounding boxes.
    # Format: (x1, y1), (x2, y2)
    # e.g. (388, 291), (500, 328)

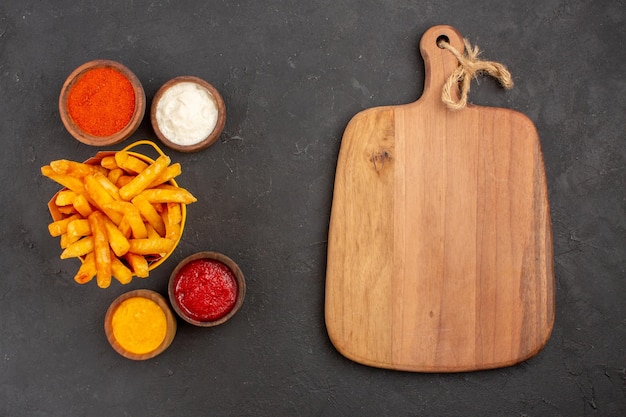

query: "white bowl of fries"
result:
(43, 140), (197, 288)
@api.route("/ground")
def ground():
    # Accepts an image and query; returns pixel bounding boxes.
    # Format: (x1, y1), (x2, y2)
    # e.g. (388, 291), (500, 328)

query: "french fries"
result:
(66, 218), (91, 245)
(125, 252), (149, 278)
(55, 190), (79, 206)
(104, 201), (148, 239)
(72, 194), (93, 217)
(131, 194), (166, 236)
(42, 148), (195, 288)
(48, 214), (81, 237)
(60, 236), (94, 259)
(89, 211), (112, 288)
(140, 187), (197, 204)
(74, 252), (96, 284)
(119, 155), (170, 201)
(128, 237), (176, 255)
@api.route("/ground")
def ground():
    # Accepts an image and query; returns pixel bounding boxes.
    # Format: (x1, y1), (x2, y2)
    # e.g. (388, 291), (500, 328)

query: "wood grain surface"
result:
(325, 25), (555, 372)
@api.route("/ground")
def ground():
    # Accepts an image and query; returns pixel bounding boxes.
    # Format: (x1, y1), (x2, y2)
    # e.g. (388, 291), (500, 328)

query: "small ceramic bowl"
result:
(104, 289), (176, 360)
(151, 76), (226, 152)
(168, 251), (245, 327)
(59, 59), (146, 146)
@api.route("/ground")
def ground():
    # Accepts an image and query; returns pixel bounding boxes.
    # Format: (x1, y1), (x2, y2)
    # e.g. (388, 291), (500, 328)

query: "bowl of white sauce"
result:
(151, 76), (226, 152)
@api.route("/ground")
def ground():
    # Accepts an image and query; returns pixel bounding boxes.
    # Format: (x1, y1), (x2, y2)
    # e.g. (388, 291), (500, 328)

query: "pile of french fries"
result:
(42, 150), (196, 288)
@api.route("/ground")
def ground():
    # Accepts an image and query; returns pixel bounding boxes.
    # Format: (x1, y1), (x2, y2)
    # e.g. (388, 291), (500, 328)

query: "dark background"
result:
(1, 1), (624, 416)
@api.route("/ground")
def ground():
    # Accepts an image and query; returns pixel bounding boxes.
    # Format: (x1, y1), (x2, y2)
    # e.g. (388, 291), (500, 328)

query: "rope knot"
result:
(437, 38), (514, 110)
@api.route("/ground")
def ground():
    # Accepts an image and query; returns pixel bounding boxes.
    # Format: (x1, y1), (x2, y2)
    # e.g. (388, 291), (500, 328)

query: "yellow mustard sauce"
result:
(111, 297), (167, 355)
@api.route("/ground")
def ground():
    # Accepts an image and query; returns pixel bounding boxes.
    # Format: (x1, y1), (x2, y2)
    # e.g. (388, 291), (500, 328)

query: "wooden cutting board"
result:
(325, 25), (554, 372)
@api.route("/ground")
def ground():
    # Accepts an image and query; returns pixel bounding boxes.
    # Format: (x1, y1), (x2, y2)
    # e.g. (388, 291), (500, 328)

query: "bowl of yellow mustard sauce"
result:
(104, 289), (176, 360)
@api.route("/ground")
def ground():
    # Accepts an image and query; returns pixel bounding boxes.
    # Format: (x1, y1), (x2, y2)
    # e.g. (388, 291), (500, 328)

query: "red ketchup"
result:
(173, 259), (238, 322)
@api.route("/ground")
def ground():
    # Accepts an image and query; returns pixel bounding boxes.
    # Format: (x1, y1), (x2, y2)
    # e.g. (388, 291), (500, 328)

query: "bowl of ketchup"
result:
(168, 251), (245, 327)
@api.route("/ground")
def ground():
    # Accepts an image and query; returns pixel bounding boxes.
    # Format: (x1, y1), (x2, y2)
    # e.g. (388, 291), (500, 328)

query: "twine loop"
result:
(437, 38), (514, 110)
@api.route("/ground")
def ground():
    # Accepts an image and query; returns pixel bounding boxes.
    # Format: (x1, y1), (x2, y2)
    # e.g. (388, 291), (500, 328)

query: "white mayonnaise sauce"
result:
(155, 82), (218, 146)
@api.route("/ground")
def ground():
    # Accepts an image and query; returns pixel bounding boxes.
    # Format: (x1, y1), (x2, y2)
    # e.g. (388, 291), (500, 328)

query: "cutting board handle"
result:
(418, 25), (465, 107)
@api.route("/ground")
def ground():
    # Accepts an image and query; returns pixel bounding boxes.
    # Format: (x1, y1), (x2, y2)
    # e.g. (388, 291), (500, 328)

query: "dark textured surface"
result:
(1, 1), (624, 416)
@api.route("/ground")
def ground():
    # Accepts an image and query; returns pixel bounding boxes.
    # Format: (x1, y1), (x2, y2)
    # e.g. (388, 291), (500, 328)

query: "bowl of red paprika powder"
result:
(59, 59), (146, 146)
(168, 252), (245, 327)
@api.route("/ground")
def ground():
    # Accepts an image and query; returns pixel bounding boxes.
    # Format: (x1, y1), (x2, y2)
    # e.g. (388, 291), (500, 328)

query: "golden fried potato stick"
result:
(72, 194), (93, 218)
(49, 159), (106, 178)
(115, 175), (134, 188)
(66, 219), (91, 245)
(60, 236), (94, 259)
(131, 194), (166, 236)
(41, 166), (87, 195)
(114, 151), (149, 174)
(166, 202), (182, 224)
(57, 206), (77, 215)
(48, 214), (81, 237)
(59, 233), (70, 249)
(117, 216), (132, 238)
(107, 168), (124, 185)
(74, 252), (96, 284)
(102, 216), (130, 257)
(139, 187), (197, 204)
(148, 163), (182, 188)
(145, 224), (159, 240)
(125, 252), (149, 278)
(88, 212), (112, 288)
(92, 172), (121, 200)
(100, 156), (118, 171)
(119, 155), (170, 201)
(84, 174), (123, 225)
(128, 238), (175, 255)
(163, 202), (182, 240)
(104, 201), (148, 239)
(55, 190), (78, 206)
(110, 251), (133, 284)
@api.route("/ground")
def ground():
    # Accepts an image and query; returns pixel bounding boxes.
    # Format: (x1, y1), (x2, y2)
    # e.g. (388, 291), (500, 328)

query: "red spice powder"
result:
(67, 67), (135, 137)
